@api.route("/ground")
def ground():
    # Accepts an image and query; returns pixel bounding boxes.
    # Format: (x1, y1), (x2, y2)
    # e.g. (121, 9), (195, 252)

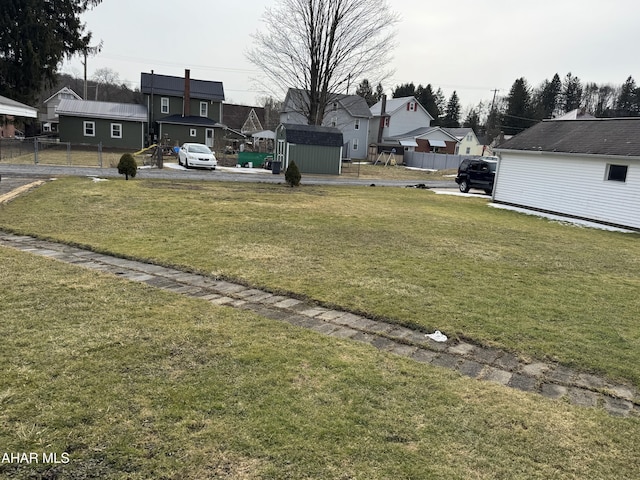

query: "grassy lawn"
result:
(1, 247), (639, 479)
(1, 177), (638, 389)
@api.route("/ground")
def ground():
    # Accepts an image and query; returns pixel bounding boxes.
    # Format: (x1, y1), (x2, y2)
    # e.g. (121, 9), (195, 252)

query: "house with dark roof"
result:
(275, 123), (343, 175)
(281, 89), (372, 160)
(140, 69), (225, 151)
(56, 99), (147, 149)
(494, 118), (640, 231)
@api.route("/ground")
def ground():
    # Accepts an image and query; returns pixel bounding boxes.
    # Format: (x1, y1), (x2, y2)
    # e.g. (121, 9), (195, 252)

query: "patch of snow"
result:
(489, 203), (635, 233)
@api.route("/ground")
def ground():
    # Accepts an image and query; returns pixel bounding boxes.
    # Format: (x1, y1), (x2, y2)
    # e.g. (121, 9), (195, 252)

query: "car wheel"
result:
(178, 157), (182, 166)
(484, 189), (493, 195)
(184, 159), (189, 169)
(211, 166), (216, 171)
(459, 179), (470, 193)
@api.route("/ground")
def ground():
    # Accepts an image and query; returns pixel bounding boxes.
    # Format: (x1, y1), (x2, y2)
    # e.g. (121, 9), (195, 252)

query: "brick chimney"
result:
(184, 69), (191, 117)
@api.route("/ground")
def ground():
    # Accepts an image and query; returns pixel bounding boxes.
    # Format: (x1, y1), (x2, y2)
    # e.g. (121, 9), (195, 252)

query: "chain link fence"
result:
(0, 137), (133, 168)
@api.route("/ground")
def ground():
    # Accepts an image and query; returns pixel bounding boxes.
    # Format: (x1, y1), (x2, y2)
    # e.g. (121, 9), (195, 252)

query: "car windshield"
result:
(187, 145), (211, 154)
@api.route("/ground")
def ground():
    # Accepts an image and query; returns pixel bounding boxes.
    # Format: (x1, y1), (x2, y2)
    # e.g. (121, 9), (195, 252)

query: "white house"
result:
(280, 89), (372, 159)
(494, 118), (640, 231)
(368, 96), (434, 146)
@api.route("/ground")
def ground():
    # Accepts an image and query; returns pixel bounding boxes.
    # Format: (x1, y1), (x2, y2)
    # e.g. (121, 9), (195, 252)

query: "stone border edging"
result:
(1, 231), (638, 418)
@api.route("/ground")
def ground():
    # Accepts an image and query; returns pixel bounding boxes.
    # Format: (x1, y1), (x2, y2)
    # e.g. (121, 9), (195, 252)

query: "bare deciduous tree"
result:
(247, 0), (398, 125)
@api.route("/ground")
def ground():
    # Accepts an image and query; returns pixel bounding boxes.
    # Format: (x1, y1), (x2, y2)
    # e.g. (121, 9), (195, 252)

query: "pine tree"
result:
(503, 78), (534, 136)
(392, 82), (415, 98)
(416, 84), (439, 124)
(441, 91), (461, 128)
(355, 79), (377, 106)
(562, 72), (583, 113)
(0, 0), (103, 104)
(616, 76), (639, 116)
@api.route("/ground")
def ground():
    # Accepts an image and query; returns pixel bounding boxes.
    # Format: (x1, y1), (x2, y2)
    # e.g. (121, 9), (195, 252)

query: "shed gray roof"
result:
(56, 99), (147, 122)
(280, 123), (343, 147)
(497, 118), (640, 157)
(140, 73), (224, 101)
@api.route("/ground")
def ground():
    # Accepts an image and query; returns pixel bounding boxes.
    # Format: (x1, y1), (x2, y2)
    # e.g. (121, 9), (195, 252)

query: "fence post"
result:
(34, 137), (38, 164)
(67, 142), (71, 165)
(98, 142), (102, 167)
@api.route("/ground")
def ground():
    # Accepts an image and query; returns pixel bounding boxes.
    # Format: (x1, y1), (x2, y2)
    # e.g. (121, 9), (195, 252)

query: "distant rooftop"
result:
(140, 72), (224, 102)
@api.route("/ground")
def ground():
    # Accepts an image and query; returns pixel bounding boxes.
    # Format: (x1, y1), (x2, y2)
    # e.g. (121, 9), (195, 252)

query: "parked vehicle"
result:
(455, 157), (497, 194)
(177, 143), (217, 170)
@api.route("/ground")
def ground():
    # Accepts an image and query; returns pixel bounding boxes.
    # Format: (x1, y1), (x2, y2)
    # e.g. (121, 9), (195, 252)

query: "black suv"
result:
(455, 157), (497, 194)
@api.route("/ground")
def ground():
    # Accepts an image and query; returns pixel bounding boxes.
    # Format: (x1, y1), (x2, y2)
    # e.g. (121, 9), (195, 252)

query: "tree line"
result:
(355, 73), (640, 142)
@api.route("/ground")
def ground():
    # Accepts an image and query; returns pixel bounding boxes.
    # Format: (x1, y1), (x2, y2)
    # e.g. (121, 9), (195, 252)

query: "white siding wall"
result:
(494, 151), (640, 229)
(386, 103), (432, 137)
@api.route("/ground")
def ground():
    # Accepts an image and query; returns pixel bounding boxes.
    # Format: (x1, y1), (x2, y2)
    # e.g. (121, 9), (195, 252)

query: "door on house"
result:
(205, 129), (214, 148)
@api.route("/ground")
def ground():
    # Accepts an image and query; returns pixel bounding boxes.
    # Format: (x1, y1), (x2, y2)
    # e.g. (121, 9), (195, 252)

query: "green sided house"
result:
(275, 123), (343, 175)
(140, 69), (225, 152)
(57, 99), (147, 149)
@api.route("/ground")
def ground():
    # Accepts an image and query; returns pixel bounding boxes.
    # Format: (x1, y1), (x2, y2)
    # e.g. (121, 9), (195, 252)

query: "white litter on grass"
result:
(405, 166), (437, 173)
(426, 330), (448, 342)
(87, 176), (108, 183)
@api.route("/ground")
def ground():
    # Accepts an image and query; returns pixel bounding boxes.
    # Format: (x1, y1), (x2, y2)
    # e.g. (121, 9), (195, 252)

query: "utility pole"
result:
(81, 40), (103, 99)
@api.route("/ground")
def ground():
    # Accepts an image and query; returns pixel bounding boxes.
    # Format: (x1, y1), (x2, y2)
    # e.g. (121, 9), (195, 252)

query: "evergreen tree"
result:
(416, 84), (439, 123)
(463, 108), (481, 132)
(441, 91), (461, 128)
(0, 0), (103, 104)
(392, 82), (415, 98)
(562, 72), (583, 113)
(374, 83), (384, 103)
(532, 73), (562, 119)
(355, 79), (377, 106)
(503, 78), (534, 136)
(615, 76), (639, 116)
(433, 88), (446, 126)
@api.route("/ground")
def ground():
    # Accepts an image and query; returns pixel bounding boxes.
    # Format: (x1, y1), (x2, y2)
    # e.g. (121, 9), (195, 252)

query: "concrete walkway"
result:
(0, 231), (638, 418)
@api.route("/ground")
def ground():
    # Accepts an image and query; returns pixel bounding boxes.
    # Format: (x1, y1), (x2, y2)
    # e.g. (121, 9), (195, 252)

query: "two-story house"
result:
(369, 96), (461, 155)
(280, 89), (372, 160)
(40, 87), (82, 133)
(140, 69), (225, 152)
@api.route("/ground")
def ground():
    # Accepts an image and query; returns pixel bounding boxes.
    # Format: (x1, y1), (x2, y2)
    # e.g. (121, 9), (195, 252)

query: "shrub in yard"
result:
(285, 160), (301, 187)
(117, 153), (138, 180)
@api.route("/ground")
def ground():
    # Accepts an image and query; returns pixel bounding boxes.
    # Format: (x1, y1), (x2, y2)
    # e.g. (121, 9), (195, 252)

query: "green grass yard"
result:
(0, 176), (639, 478)
(1, 247), (639, 479)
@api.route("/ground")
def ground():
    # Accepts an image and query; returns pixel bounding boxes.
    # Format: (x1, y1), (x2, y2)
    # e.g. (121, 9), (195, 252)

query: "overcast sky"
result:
(61, 0), (640, 112)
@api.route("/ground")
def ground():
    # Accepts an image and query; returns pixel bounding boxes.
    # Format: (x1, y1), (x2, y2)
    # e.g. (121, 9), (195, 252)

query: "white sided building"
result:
(494, 118), (640, 231)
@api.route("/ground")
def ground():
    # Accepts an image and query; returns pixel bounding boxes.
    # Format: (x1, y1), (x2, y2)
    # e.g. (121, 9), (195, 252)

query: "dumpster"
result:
(272, 160), (281, 174)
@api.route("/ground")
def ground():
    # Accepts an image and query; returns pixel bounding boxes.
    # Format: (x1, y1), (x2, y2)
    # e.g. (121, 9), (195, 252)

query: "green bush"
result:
(285, 160), (301, 187)
(117, 153), (138, 180)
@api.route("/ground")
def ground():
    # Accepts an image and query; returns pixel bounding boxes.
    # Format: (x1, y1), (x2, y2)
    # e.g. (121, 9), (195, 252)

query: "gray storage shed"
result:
(275, 123), (343, 175)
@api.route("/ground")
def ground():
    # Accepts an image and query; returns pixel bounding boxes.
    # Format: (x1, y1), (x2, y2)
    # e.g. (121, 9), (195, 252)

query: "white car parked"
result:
(177, 143), (217, 170)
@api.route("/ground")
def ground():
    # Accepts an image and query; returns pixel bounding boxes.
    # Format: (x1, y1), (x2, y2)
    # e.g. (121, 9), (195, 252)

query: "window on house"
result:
(190, 128), (197, 137)
(161, 97), (169, 114)
(111, 123), (122, 139)
(606, 164), (628, 182)
(466, 147), (471, 154)
(200, 102), (208, 117)
(83, 121), (95, 137)
(331, 116), (337, 127)
(333, 102), (337, 111)
(353, 138), (359, 150)
(384, 117), (390, 127)
(354, 119), (360, 130)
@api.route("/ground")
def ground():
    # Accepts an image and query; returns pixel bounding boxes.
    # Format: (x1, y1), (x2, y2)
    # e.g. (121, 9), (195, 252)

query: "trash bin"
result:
(272, 161), (281, 174)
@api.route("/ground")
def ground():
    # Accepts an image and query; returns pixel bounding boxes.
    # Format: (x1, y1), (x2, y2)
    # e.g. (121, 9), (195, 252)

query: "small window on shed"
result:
(606, 164), (628, 182)
(190, 128), (197, 137)
(83, 121), (95, 137)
